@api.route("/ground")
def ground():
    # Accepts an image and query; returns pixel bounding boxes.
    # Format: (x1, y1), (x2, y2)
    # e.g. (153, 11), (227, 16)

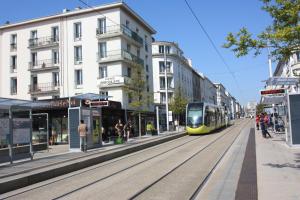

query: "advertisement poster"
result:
(82, 109), (91, 134)
(13, 118), (31, 144)
(0, 118), (9, 145)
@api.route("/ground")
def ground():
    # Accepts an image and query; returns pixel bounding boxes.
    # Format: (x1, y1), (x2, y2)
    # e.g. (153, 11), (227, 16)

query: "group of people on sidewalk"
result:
(78, 119), (156, 152)
(256, 113), (272, 138)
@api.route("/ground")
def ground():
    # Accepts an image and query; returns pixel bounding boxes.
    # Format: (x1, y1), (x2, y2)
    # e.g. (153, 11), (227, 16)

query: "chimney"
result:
(75, 7), (82, 10)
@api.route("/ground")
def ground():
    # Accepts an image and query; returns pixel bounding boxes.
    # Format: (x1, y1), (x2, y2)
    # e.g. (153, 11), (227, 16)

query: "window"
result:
(31, 52), (37, 66)
(98, 18), (106, 34)
(10, 77), (17, 95)
(74, 22), (82, 40)
(159, 45), (164, 54)
(99, 66), (107, 78)
(125, 20), (130, 28)
(127, 67), (132, 77)
(137, 48), (140, 58)
(146, 64), (149, 72)
(159, 61), (171, 73)
(74, 46), (82, 63)
(128, 93), (132, 104)
(100, 91), (108, 100)
(160, 93), (166, 104)
(31, 30), (37, 39)
(136, 28), (139, 33)
(144, 35), (148, 52)
(10, 34), (17, 50)
(127, 44), (131, 52)
(99, 42), (107, 58)
(165, 46), (170, 54)
(52, 50), (59, 64)
(160, 77), (165, 89)
(75, 69), (83, 86)
(53, 72), (59, 86)
(10, 55), (17, 72)
(52, 26), (59, 42)
(296, 52), (300, 62)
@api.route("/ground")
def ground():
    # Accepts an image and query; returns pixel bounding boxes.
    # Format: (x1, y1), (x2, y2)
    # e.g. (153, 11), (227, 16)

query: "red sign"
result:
(261, 89), (285, 95)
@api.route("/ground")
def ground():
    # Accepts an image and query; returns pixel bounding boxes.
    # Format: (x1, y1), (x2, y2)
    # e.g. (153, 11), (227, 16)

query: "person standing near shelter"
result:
(255, 115), (260, 130)
(124, 119), (133, 141)
(78, 120), (88, 152)
(115, 119), (124, 138)
(146, 121), (154, 135)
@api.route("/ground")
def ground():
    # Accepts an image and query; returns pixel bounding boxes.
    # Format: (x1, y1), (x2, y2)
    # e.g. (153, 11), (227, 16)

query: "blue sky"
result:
(0, 0), (274, 105)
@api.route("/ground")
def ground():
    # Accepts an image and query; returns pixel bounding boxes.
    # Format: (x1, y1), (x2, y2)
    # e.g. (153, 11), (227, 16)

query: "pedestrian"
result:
(146, 121), (154, 135)
(255, 115), (260, 130)
(124, 119), (133, 141)
(78, 120), (88, 152)
(115, 119), (124, 138)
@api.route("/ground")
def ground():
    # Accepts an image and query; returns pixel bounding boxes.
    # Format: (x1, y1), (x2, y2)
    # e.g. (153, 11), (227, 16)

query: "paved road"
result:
(1, 119), (250, 200)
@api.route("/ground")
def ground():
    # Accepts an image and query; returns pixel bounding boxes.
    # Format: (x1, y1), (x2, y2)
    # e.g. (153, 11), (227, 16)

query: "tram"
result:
(186, 102), (227, 135)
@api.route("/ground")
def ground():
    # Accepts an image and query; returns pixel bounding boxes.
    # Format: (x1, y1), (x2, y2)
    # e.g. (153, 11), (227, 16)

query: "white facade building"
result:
(202, 75), (217, 104)
(0, 2), (156, 111)
(152, 41), (194, 104)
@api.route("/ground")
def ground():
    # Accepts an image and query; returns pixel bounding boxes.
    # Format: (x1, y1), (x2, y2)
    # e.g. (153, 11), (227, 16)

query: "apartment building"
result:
(0, 2), (156, 111)
(152, 41), (196, 104)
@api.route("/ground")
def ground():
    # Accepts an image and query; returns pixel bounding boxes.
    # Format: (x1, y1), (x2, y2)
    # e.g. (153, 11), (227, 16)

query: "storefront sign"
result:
(86, 100), (122, 109)
(97, 76), (128, 87)
(261, 89), (285, 95)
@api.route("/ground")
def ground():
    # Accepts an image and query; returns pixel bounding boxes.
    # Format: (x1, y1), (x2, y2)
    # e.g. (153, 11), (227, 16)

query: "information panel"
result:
(13, 118), (31, 144)
(289, 94), (300, 145)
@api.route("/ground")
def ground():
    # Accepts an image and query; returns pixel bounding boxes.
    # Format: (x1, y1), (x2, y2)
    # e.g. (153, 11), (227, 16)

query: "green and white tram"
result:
(186, 102), (226, 135)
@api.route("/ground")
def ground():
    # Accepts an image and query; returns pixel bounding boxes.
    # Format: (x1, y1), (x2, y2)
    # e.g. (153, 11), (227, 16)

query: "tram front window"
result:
(187, 108), (203, 127)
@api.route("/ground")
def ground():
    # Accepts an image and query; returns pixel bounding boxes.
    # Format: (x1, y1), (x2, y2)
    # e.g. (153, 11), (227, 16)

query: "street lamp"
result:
(164, 45), (170, 131)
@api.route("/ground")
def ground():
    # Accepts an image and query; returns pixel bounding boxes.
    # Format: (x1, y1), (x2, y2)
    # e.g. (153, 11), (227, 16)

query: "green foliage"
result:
(169, 87), (188, 116)
(256, 103), (265, 114)
(124, 63), (152, 114)
(223, 0), (300, 60)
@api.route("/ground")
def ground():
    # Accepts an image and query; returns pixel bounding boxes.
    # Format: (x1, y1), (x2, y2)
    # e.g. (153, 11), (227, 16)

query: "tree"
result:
(125, 60), (152, 137)
(223, 0), (300, 61)
(168, 86), (188, 124)
(256, 103), (265, 115)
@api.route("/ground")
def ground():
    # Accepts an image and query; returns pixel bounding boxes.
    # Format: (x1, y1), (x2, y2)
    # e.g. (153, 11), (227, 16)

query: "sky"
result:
(0, 0), (275, 106)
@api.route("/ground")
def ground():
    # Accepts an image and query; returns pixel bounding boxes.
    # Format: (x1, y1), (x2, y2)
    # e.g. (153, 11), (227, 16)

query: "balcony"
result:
(28, 59), (59, 72)
(10, 43), (17, 51)
(28, 36), (59, 49)
(28, 82), (60, 95)
(96, 25), (143, 46)
(97, 49), (144, 67)
(159, 86), (175, 91)
(291, 61), (300, 76)
(97, 76), (131, 89)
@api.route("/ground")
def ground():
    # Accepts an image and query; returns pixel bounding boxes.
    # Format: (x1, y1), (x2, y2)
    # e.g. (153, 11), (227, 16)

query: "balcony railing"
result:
(96, 25), (143, 45)
(10, 43), (17, 51)
(97, 49), (144, 66)
(291, 60), (300, 76)
(28, 82), (60, 94)
(28, 59), (59, 71)
(97, 75), (131, 88)
(28, 36), (59, 48)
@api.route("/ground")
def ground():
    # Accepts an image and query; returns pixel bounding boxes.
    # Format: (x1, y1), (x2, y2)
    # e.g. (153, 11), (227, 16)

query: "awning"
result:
(260, 95), (286, 105)
(265, 77), (299, 86)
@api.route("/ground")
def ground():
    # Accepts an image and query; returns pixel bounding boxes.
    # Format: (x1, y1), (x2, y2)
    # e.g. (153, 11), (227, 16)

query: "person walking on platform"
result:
(255, 115), (260, 130)
(78, 120), (88, 152)
(124, 119), (133, 141)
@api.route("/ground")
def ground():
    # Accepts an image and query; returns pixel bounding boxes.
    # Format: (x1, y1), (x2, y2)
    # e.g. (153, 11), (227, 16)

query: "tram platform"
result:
(197, 121), (300, 200)
(0, 130), (185, 194)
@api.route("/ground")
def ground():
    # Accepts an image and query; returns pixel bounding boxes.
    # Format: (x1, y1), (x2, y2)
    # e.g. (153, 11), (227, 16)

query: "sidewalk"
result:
(256, 127), (300, 200)
(0, 130), (185, 194)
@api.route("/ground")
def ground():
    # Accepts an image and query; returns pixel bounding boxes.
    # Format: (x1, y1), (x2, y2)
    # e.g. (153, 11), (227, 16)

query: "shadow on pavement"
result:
(264, 163), (300, 169)
(295, 153), (300, 163)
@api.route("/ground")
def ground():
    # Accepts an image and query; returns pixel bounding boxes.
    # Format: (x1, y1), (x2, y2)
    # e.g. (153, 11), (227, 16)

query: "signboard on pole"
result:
(260, 89), (285, 95)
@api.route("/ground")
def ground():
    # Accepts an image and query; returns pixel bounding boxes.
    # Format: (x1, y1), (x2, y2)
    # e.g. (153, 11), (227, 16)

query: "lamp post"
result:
(164, 45), (170, 131)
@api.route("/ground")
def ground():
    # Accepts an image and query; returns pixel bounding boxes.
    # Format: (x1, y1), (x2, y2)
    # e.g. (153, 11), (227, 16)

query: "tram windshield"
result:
(187, 104), (203, 127)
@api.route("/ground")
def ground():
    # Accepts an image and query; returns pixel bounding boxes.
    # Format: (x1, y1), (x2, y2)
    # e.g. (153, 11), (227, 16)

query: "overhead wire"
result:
(183, 0), (245, 103)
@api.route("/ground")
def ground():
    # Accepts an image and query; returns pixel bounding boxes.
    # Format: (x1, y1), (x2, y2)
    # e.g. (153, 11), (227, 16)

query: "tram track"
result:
(1, 120), (248, 200)
(130, 119), (250, 200)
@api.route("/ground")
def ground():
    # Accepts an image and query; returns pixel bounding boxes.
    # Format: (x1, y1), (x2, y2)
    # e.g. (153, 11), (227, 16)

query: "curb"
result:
(0, 132), (186, 194)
